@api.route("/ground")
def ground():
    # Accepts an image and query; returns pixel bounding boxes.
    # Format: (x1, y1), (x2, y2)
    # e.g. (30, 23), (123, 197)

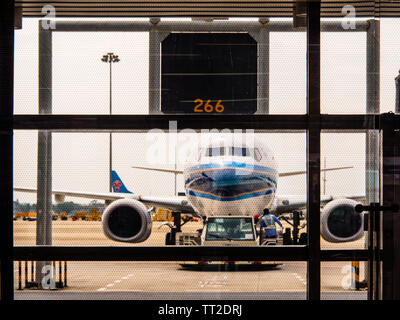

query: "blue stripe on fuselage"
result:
(185, 169), (276, 189)
(184, 161), (278, 201)
(185, 162), (278, 188)
(186, 161), (278, 175)
(187, 188), (276, 201)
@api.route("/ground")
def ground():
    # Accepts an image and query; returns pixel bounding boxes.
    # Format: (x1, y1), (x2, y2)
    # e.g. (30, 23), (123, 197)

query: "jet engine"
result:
(102, 199), (152, 243)
(320, 199), (364, 243)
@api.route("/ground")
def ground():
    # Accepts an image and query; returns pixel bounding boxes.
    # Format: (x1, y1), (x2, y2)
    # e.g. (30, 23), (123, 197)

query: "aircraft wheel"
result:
(283, 228), (292, 245)
(165, 232), (176, 245)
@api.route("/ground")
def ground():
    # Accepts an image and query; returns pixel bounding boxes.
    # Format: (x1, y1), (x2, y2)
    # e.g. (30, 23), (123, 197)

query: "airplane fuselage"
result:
(183, 140), (278, 217)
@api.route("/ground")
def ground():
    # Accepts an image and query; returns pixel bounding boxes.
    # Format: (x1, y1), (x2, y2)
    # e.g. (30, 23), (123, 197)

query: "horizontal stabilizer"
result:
(279, 166), (353, 177)
(131, 166), (183, 174)
(132, 166), (353, 177)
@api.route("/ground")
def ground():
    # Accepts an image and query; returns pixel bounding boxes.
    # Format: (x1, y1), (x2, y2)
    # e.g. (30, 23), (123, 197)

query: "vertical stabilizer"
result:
(111, 171), (132, 194)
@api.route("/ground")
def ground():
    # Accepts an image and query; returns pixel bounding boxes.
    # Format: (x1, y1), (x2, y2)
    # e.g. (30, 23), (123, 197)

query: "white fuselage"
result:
(183, 138), (278, 217)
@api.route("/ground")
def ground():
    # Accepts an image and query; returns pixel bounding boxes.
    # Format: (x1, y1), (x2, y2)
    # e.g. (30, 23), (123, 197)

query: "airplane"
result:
(14, 135), (365, 247)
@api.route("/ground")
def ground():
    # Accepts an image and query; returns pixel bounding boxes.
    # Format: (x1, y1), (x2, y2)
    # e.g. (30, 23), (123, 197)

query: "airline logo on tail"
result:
(112, 180), (122, 192)
(111, 171), (132, 194)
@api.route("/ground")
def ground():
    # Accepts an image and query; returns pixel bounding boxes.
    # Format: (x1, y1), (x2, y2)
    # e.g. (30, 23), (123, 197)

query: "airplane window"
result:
(230, 147), (250, 157)
(206, 147), (225, 157)
(233, 147), (246, 156)
(232, 147), (260, 160)
(205, 146), (261, 160)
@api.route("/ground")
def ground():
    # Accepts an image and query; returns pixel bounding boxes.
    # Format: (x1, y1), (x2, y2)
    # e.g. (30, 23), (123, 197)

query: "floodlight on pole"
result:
(101, 52), (120, 192)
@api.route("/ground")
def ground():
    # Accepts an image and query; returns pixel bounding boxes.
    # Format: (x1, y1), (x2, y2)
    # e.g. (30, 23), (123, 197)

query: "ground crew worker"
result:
(260, 208), (283, 238)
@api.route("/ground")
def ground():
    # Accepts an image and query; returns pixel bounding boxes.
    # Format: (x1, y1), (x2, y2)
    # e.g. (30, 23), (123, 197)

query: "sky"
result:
(13, 17), (398, 205)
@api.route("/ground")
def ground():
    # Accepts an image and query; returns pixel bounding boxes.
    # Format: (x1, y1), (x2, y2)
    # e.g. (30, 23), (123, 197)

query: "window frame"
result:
(4, 1), (400, 302)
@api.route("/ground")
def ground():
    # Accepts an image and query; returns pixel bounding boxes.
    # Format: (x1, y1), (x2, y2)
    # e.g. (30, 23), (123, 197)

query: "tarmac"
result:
(13, 220), (368, 300)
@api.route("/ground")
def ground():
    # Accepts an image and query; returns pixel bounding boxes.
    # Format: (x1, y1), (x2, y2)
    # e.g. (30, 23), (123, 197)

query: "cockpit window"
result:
(206, 147), (225, 157)
(228, 147), (249, 157)
(203, 147), (262, 161)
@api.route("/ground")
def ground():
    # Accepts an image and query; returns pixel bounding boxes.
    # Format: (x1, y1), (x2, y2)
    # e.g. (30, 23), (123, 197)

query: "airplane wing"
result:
(138, 196), (196, 214)
(279, 166), (353, 177)
(273, 194), (365, 215)
(14, 187), (130, 201)
(131, 165), (353, 177)
(14, 187), (196, 214)
(131, 166), (183, 174)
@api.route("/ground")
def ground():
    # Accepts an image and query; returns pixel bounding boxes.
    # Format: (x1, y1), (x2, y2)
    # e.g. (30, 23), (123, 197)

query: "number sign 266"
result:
(193, 99), (224, 113)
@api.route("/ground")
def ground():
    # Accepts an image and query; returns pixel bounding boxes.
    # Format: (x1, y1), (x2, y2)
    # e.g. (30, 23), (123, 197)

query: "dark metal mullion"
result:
(11, 114), (310, 130)
(14, 246), (309, 262)
(381, 125), (393, 300)
(306, 0), (321, 301)
(321, 249), (369, 262)
(12, 247), (369, 262)
(382, 115), (400, 299)
(10, 114), (393, 131)
(0, 0), (14, 303)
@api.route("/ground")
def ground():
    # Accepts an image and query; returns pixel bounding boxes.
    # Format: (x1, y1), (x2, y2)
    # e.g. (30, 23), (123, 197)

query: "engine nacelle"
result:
(102, 199), (152, 243)
(321, 198), (364, 243)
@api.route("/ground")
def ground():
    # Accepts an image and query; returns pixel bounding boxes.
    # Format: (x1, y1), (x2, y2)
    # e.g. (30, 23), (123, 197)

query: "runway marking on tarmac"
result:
(291, 273), (307, 286)
(97, 273), (136, 292)
(199, 275), (228, 288)
(273, 289), (304, 292)
(185, 289), (231, 292)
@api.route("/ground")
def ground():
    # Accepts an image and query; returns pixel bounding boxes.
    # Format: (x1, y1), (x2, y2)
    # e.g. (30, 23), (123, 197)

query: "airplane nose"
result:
(207, 167), (255, 187)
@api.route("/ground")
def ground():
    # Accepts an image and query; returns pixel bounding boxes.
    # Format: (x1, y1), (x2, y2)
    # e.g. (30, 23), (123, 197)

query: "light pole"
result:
(101, 52), (120, 192)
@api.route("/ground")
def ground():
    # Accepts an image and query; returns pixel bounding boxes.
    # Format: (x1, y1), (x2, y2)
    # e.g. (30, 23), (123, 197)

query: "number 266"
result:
(194, 99), (224, 113)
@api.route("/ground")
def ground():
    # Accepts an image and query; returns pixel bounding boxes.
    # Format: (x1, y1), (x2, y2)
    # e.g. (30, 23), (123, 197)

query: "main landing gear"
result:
(164, 212), (197, 245)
